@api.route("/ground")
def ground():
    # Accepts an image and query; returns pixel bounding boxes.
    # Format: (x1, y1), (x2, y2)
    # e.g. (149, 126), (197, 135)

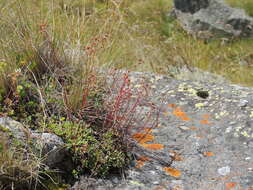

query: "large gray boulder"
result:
(172, 0), (253, 38)
(71, 71), (253, 189)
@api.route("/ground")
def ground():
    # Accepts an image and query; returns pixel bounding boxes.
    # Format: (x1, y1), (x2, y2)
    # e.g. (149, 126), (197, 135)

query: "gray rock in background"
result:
(174, 0), (209, 14)
(167, 65), (228, 84)
(172, 0), (253, 38)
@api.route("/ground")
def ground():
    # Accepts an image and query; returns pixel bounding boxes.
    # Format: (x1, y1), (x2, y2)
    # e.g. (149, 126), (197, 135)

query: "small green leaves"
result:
(16, 85), (24, 96)
(46, 121), (130, 177)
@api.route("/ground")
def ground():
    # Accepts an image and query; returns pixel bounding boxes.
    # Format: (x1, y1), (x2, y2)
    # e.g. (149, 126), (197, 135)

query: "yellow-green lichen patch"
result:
(150, 78), (155, 83)
(195, 103), (205, 109)
(182, 84), (197, 95)
(167, 90), (175, 94)
(187, 88), (197, 96)
(129, 180), (144, 187)
(219, 111), (229, 117)
(177, 83), (189, 92)
(241, 131), (250, 138)
(134, 84), (142, 88)
(214, 111), (229, 119)
(155, 76), (163, 81)
(234, 125), (253, 138)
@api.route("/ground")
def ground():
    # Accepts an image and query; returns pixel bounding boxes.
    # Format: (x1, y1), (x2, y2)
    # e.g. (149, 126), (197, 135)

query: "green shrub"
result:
(46, 120), (130, 177)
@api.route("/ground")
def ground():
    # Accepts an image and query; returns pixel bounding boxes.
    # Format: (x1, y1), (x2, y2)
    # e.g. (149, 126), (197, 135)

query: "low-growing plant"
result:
(0, 70), (43, 126)
(46, 120), (131, 177)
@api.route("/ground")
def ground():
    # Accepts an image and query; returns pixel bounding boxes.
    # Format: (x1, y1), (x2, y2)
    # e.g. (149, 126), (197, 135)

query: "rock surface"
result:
(172, 0), (253, 38)
(0, 117), (70, 169)
(71, 71), (253, 189)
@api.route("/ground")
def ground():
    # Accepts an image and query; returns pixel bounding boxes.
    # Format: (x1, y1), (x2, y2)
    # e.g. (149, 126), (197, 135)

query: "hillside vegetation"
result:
(0, 0), (253, 86)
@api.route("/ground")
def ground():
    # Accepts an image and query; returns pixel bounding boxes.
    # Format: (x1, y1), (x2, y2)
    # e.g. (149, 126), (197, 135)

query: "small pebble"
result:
(152, 181), (160, 185)
(225, 126), (232, 133)
(112, 177), (119, 184)
(239, 99), (248, 107)
(218, 166), (230, 176)
(179, 126), (189, 130)
(149, 171), (157, 175)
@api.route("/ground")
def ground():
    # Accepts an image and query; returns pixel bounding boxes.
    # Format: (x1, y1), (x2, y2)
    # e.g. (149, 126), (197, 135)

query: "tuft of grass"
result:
(0, 132), (48, 190)
(1, 0), (253, 87)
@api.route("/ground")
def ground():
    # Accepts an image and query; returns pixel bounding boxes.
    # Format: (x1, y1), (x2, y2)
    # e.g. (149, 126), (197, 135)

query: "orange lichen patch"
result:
(181, 116), (191, 121)
(174, 155), (183, 161)
(196, 134), (204, 138)
(202, 114), (210, 119)
(132, 133), (154, 144)
(138, 156), (150, 161)
(135, 160), (145, 168)
(225, 182), (237, 189)
(172, 186), (182, 190)
(134, 129), (165, 151)
(200, 114), (212, 124)
(163, 167), (181, 177)
(169, 150), (183, 161)
(200, 119), (211, 125)
(168, 103), (176, 108)
(173, 107), (186, 117)
(172, 107), (191, 121)
(203, 152), (215, 157)
(142, 143), (164, 150)
(135, 156), (150, 168)
(190, 126), (198, 130)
